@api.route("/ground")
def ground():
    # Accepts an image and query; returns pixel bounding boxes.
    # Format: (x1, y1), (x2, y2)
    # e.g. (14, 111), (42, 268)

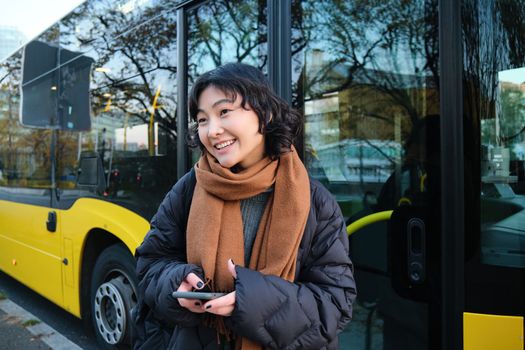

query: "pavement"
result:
(0, 298), (83, 350)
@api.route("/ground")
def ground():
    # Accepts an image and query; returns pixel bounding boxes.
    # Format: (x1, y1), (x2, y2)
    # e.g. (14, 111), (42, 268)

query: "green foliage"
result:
(22, 319), (40, 327)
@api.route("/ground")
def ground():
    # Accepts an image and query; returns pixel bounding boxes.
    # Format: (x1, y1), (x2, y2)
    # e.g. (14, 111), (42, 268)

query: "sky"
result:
(499, 67), (525, 85)
(0, 0), (85, 40)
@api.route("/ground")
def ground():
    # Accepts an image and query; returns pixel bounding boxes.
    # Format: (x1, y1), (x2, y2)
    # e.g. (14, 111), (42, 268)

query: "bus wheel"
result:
(90, 244), (137, 349)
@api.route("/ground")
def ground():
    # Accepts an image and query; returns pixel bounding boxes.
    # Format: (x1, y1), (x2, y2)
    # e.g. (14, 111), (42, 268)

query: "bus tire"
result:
(90, 243), (138, 349)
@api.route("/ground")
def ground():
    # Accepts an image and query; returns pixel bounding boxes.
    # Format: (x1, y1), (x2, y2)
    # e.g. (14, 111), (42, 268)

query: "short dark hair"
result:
(187, 63), (302, 159)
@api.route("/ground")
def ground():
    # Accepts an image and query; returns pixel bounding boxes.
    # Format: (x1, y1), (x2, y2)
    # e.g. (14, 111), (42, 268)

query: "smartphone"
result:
(171, 291), (227, 300)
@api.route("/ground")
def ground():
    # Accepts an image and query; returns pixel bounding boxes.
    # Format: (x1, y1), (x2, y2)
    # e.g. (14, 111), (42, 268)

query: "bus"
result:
(0, 0), (523, 349)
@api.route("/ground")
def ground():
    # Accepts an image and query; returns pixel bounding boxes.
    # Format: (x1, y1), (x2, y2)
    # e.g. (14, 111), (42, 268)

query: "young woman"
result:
(132, 63), (356, 350)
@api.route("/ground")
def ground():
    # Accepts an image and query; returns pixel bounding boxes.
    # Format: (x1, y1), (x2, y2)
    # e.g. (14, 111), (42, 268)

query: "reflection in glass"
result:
(56, 6), (179, 220)
(1, 2), (180, 213)
(479, 65), (525, 269)
(0, 51), (53, 189)
(292, 0), (439, 349)
(188, 0), (268, 79)
(463, 0), (525, 270)
(463, 0), (524, 318)
(59, 0), (177, 56)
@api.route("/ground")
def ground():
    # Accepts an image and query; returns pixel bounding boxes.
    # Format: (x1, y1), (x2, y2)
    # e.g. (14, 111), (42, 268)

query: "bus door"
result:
(0, 187), (64, 307)
(291, 1), (442, 348)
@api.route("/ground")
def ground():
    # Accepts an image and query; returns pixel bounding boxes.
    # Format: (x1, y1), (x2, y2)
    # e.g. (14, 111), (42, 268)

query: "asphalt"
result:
(0, 298), (83, 350)
(0, 307), (51, 350)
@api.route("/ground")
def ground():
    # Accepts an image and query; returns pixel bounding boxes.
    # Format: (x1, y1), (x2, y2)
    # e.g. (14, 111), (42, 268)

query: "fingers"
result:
(177, 279), (193, 292)
(228, 258), (237, 279)
(178, 266), (236, 315)
(178, 297), (206, 313)
(176, 272), (206, 313)
(203, 291), (236, 316)
(185, 272), (205, 290)
(201, 259), (236, 316)
(176, 281), (206, 312)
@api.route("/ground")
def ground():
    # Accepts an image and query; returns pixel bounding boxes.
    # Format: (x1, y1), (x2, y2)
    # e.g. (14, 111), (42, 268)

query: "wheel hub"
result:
(94, 276), (132, 345)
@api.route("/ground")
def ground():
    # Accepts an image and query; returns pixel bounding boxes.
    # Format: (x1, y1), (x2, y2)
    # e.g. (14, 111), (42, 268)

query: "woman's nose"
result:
(207, 118), (223, 137)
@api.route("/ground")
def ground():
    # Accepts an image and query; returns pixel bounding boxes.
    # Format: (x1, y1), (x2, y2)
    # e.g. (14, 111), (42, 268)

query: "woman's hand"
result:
(203, 259), (237, 316)
(176, 272), (206, 313)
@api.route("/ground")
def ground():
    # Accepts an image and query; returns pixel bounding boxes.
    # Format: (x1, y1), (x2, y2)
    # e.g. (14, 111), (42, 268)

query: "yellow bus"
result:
(0, 0), (523, 349)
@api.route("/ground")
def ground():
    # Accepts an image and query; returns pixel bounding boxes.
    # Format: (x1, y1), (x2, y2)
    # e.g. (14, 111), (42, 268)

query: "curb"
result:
(0, 299), (83, 350)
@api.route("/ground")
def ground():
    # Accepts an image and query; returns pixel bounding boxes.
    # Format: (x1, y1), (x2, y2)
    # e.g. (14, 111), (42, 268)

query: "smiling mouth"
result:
(214, 139), (236, 150)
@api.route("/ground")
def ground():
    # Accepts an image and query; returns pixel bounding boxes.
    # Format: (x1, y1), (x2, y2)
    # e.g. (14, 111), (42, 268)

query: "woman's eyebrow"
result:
(197, 98), (234, 113)
(211, 98), (234, 108)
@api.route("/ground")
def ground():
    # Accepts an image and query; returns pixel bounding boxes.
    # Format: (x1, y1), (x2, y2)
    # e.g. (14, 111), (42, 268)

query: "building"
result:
(0, 26), (26, 62)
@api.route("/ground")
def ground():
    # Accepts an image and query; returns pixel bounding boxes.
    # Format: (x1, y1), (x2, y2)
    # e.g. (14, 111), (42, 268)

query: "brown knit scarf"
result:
(186, 147), (310, 350)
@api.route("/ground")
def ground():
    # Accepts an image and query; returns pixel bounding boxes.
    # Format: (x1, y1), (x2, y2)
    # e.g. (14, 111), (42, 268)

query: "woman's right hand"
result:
(176, 272), (206, 313)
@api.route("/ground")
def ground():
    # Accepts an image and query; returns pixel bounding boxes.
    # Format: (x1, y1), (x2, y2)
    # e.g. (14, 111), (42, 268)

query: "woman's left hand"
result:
(202, 259), (237, 316)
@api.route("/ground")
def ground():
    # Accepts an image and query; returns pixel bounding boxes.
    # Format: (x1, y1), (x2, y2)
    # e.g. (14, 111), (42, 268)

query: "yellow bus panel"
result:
(0, 199), (63, 307)
(0, 197), (150, 319)
(58, 197), (150, 317)
(464, 312), (524, 350)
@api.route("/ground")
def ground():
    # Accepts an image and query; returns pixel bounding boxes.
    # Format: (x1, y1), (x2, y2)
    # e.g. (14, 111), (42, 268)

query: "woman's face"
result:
(197, 85), (265, 169)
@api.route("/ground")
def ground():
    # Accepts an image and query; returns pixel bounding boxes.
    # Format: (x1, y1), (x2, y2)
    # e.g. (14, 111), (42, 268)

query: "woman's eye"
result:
(219, 109), (231, 117)
(197, 118), (207, 124)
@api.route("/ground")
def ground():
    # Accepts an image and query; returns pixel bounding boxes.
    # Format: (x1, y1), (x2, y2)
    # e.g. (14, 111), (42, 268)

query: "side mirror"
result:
(20, 40), (93, 131)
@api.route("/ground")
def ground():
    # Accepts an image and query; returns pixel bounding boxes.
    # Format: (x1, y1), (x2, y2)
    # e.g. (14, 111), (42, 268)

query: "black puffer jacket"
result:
(132, 169), (356, 350)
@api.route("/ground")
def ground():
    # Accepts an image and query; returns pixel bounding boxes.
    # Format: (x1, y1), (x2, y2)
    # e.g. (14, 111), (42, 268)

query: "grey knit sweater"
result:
(240, 189), (272, 266)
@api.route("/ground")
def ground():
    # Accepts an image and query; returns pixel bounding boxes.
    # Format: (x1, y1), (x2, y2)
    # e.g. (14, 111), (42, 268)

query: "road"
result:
(0, 270), (99, 350)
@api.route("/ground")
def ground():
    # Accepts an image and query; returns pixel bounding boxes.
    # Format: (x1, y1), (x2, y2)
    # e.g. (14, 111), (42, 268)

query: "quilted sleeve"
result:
(135, 170), (205, 327)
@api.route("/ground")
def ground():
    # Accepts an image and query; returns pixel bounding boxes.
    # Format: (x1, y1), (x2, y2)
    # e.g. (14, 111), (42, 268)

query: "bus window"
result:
(292, 0), (441, 349)
(0, 50), (53, 193)
(59, 0), (172, 54)
(479, 68), (525, 269)
(56, 7), (179, 220)
(463, 0), (525, 318)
